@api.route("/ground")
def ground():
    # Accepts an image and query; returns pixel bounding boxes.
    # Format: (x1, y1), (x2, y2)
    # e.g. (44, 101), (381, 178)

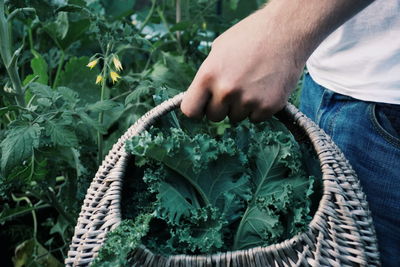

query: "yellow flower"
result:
(110, 71), (120, 84)
(87, 59), (98, 69)
(95, 75), (103, 84)
(112, 56), (123, 72)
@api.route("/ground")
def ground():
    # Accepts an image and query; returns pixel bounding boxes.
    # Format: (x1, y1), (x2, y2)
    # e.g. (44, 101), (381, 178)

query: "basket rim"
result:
(65, 92), (380, 266)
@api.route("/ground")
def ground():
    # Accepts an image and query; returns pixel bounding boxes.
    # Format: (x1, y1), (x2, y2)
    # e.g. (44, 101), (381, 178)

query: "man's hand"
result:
(180, 0), (373, 123)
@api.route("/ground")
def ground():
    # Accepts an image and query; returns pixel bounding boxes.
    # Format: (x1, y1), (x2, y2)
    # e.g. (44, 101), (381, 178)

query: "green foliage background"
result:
(0, 0), (304, 266)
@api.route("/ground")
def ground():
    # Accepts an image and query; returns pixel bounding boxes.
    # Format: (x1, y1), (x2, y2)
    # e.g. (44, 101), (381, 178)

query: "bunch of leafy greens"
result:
(93, 111), (319, 266)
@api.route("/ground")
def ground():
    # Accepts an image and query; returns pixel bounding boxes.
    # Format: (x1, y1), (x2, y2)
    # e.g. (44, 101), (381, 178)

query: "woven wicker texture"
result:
(65, 92), (380, 266)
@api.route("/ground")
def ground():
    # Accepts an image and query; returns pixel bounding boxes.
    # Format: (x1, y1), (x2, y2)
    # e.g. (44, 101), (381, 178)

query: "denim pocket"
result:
(370, 103), (400, 148)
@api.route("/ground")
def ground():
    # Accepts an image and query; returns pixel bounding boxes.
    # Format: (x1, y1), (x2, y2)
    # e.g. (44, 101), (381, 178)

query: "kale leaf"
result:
(96, 117), (319, 264)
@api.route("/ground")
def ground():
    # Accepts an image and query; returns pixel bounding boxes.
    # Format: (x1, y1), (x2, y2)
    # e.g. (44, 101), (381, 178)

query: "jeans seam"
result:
(328, 101), (346, 137)
(369, 104), (400, 149)
(315, 86), (328, 124)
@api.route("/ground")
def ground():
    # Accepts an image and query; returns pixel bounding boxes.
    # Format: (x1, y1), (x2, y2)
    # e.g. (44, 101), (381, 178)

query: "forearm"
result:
(258, 0), (374, 65)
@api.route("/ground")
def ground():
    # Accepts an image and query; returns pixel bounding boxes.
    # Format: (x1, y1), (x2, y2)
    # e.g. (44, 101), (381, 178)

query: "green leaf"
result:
(124, 80), (153, 105)
(30, 52), (49, 85)
(149, 52), (195, 91)
(22, 74), (37, 87)
(61, 18), (91, 49)
(58, 57), (100, 104)
(92, 215), (153, 267)
(229, 0), (240, 10)
(78, 112), (106, 134)
(143, 166), (200, 224)
(56, 4), (84, 13)
(1, 123), (42, 174)
(37, 98), (52, 107)
(29, 83), (55, 99)
(43, 11), (69, 43)
(87, 100), (118, 112)
(0, 106), (22, 117)
(1, 159), (48, 200)
(171, 206), (226, 254)
(50, 215), (70, 237)
(233, 127), (314, 250)
(100, 0), (136, 19)
(45, 121), (79, 147)
(57, 86), (79, 106)
(127, 127), (250, 225)
(12, 239), (63, 267)
(0, 203), (50, 225)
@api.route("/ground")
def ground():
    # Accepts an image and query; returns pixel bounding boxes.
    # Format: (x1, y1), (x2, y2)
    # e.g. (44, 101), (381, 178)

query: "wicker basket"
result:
(65, 92), (380, 266)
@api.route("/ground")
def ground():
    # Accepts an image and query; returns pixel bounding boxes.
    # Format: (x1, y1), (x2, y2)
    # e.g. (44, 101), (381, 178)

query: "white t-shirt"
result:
(306, 0), (400, 105)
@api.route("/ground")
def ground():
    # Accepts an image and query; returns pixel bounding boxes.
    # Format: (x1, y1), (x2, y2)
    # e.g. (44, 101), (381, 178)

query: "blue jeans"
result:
(300, 73), (400, 267)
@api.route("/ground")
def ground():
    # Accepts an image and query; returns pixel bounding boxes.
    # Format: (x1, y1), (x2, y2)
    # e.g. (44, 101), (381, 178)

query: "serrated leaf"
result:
(125, 80), (152, 105)
(45, 121), (78, 147)
(57, 86), (79, 105)
(87, 100), (118, 112)
(172, 207), (225, 253)
(146, 166), (200, 224)
(58, 57), (100, 103)
(29, 83), (54, 99)
(149, 52), (195, 91)
(1, 124), (42, 174)
(78, 112), (106, 134)
(37, 98), (52, 107)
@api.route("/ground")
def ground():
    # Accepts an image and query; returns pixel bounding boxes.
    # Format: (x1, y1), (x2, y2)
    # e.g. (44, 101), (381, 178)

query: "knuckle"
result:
(198, 69), (214, 85)
(241, 96), (257, 108)
(218, 82), (237, 101)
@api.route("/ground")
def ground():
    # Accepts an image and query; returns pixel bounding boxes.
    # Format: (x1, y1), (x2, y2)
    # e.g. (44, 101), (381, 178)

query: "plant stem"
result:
(139, 0), (156, 33)
(52, 50), (65, 88)
(157, 7), (183, 54)
(12, 194), (38, 239)
(0, 203), (51, 224)
(28, 27), (34, 51)
(97, 43), (111, 165)
(7, 7), (35, 22)
(0, 0), (25, 106)
(175, 0), (181, 41)
(109, 90), (130, 102)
